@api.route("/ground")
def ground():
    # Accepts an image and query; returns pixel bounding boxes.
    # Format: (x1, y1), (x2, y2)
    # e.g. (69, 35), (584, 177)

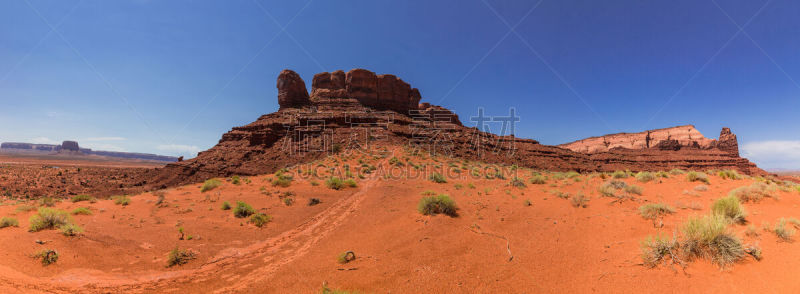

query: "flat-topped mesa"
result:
(559, 125), (738, 154)
(279, 68), (422, 114)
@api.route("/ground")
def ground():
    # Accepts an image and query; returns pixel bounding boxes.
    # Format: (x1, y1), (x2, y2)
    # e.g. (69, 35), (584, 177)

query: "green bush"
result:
(417, 194), (457, 216)
(687, 172), (710, 184)
(326, 177), (344, 190)
(681, 214), (744, 267)
(344, 179), (357, 188)
(231, 175), (241, 185)
(639, 203), (675, 220)
(34, 249), (59, 266)
(28, 208), (71, 232)
(612, 171), (628, 179)
(271, 171), (294, 187)
(166, 247), (196, 267)
(201, 179), (222, 192)
(112, 195), (130, 206)
(60, 223), (83, 236)
(71, 207), (92, 215)
(772, 218), (796, 241)
(711, 195), (746, 224)
(656, 171), (670, 178)
(635, 172), (656, 183)
(233, 201), (255, 218)
(0, 217), (19, 228)
(718, 170), (742, 180)
(529, 175), (546, 185)
(70, 194), (93, 202)
(250, 213), (272, 228)
(669, 169), (686, 175)
(430, 172), (447, 183)
(221, 201), (231, 210)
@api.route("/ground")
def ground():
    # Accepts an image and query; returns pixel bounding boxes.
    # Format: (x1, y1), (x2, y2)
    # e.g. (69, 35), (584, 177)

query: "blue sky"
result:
(1, 0), (799, 168)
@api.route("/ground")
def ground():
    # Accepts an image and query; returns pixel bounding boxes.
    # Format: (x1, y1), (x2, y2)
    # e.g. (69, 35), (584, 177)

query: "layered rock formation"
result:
(140, 69), (767, 189)
(61, 140), (81, 152)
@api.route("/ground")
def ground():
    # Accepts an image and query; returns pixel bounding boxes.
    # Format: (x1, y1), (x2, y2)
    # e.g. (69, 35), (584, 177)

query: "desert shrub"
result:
(337, 251), (356, 264)
(686, 172), (710, 184)
(28, 208), (71, 232)
(308, 198), (321, 206)
(510, 177), (526, 188)
(570, 193), (589, 208)
(283, 197), (294, 206)
(773, 218), (796, 241)
(599, 183), (617, 197)
(233, 201), (255, 218)
(429, 172), (447, 183)
(201, 179), (222, 192)
(718, 170), (742, 180)
(34, 249), (59, 266)
(624, 185), (644, 195)
(694, 185), (708, 192)
(744, 244), (762, 261)
(112, 195), (130, 206)
(344, 179), (357, 188)
(0, 217), (19, 228)
(220, 201), (231, 210)
(417, 194), (457, 216)
(669, 169), (686, 175)
(325, 177), (344, 190)
(711, 195), (746, 224)
(640, 233), (681, 268)
(231, 175), (241, 185)
(529, 175), (546, 185)
(271, 171), (293, 187)
(656, 171), (670, 178)
(635, 172), (656, 183)
(71, 194), (93, 203)
(608, 180), (627, 189)
(250, 213), (272, 228)
(745, 224), (760, 237)
(60, 223), (83, 236)
(39, 197), (57, 207)
(71, 207), (92, 215)
(729, 182), (774, 203)
(15, 205), (36, 213)
(612, 171), (628, 179)
(681, 214), (744, 267)
(639, 203), (675, 220)
(166, 247), (196, 267)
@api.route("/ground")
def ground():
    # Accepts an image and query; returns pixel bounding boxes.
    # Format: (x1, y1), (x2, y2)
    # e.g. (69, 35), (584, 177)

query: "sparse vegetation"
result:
(772, 218), (796, 241)
(529, 174), (546, 185)
(510, 177), (526, 188)
(28, 208), (71, 232)
(635, 172), (656, 183)
(717, 170), (742, 180)
(70, 194), (93, 202)
(60, 223), (83, 236)
(15, 204), (36, 213)
(570, 193), (589, 208)
(694, 185), (708, 192)
(612, 170), (628, 179)
(337, 251), (356, 264)
(166, 247), (196, 267)
(112, 195), (130, 206)
(429, 172), (447, 183)
(308, 198), (321, 206)
(669, 169), (686, 175)
(729, 182), (774, 203)
(221, 201), (231, 210)
(711, 195), (747, 224)
(231, 175), (241, 185)
(639, 203), (675, 220)
(624, 185), (644, 195)
(233, 201), (255, 218)
(250, 213), (272, 228)
(34, 249), (59, 266)
(686, 171), (710, 184)
(271, 171), (294, 187)
(640, 233), (681, 268)
(344, 179), (357, 188)
(0, 217), (19, 228)
(71, 207), (92, 215)
(681, 214), (744, 267)
(325, 177), (344, 190)
(201, 179), (222, 192)
(417, 194), (457, 216)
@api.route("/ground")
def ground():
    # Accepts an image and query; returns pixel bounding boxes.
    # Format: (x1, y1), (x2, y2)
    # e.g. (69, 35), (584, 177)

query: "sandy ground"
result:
(0, 149), (799, 293)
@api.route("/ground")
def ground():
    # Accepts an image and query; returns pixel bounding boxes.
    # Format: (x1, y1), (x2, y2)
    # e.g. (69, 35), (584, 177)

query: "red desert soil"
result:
(0, 148), (799, 293)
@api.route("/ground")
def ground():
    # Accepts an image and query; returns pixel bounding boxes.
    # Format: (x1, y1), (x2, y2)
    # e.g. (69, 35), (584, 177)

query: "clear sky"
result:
(1, 0), (799, 169)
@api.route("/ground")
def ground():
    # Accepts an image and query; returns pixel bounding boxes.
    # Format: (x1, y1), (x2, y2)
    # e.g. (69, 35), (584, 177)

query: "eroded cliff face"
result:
(139, 69), (766, 189)
(559, 125), (721, 154)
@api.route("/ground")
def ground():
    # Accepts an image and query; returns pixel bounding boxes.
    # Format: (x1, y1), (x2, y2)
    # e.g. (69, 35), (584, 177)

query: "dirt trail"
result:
(0, 160), (385, 293)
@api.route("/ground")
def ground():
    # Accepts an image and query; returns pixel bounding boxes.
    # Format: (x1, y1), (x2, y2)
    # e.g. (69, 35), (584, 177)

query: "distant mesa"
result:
(0, 140), (178, 162)
(559, 125), (739, 156)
